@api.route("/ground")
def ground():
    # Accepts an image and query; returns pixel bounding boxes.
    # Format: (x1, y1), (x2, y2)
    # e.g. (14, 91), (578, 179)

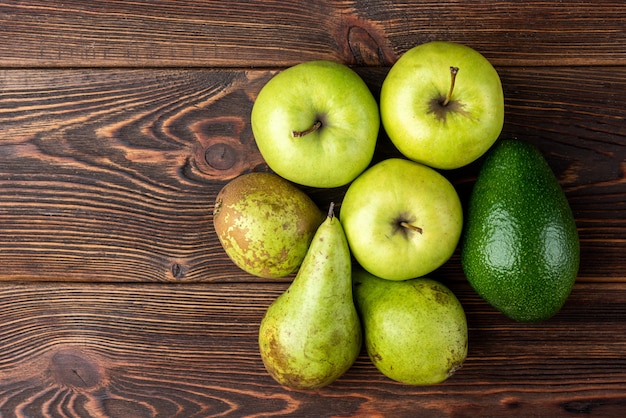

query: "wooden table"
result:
(1, 1), (625, 416)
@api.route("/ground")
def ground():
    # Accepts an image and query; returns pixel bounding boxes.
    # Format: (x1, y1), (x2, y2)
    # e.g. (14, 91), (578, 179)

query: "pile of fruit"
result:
(213, 41), (580, 390)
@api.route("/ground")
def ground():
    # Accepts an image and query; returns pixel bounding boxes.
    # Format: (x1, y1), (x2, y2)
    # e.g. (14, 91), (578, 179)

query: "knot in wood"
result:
(205, 143), (237, 170)
(49, 350), (102, 389)
(347, 25), (385, 65)
(171, 262), (185, 280)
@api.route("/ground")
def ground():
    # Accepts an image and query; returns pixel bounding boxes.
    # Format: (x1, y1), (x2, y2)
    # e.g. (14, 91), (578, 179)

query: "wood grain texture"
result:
(0, 282), (625, 417)
(1, 67), (625, 283)
(0, 0), (624, 68)
(2, 1), (626, 415)
(0, 69), (269, 283)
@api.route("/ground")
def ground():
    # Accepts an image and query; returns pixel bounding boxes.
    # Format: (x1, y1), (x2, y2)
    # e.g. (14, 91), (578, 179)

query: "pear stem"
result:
(327, 202), (335, 219)
(400, 221), (423, 234)
(442, 66), (459, 107)
(292, 120), (322, 138)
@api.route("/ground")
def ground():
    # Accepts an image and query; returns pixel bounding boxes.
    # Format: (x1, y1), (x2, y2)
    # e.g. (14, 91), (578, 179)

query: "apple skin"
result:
(251, 60), (379, 188)
(340, 158), (463, 281)
(380, 41), (504, 170)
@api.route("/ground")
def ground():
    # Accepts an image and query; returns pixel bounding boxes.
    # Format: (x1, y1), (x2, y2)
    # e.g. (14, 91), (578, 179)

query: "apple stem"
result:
(442, 66), (459, 107)
(327, 202), (335, 219)
(292, 120), (322, 138)
(400, 221), (423, 234)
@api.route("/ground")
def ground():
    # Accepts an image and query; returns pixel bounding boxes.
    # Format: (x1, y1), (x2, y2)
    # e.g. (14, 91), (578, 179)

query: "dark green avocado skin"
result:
(461, 139), (580, 322)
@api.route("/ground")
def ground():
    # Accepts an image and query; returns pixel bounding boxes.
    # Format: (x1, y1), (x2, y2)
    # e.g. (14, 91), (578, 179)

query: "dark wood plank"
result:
(1, 1), (624, 416)
(0, 281), (624, 417)
(0, 68), (268, 283)
(0, 0), (625, 68)
(1, 67), (625, 283)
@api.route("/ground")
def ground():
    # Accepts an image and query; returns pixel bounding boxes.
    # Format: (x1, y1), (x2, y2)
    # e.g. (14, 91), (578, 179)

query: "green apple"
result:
(380, 41), (504, 170)
(251, 60), (379, 188)
(340, 158), (463, 281)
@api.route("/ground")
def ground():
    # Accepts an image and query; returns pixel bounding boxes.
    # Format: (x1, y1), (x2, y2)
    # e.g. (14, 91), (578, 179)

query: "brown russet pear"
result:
(213, 172), (324, 278)
(258, 203), (362, 390)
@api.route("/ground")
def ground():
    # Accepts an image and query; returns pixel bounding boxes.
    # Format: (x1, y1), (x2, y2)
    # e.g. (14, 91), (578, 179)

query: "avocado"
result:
(461, 139), (580, 322)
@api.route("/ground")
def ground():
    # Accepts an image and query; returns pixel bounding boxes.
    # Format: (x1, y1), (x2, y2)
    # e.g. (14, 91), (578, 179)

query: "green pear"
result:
(213, 172), (324, 278)
(258, 203), (362, 390)
(353, 269), (467, 385)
